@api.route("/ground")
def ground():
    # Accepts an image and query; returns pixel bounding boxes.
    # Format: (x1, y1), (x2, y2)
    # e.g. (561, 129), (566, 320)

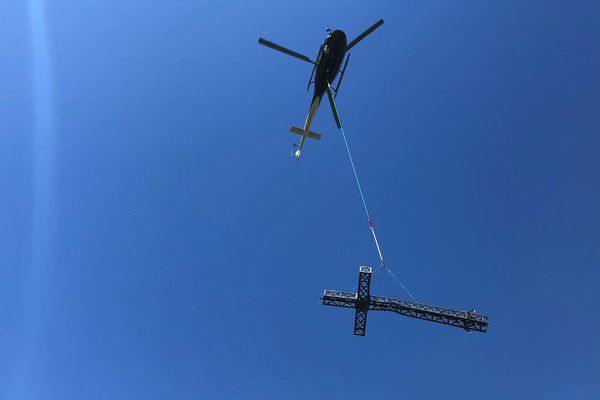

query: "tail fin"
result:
(289, 126), (322, 140)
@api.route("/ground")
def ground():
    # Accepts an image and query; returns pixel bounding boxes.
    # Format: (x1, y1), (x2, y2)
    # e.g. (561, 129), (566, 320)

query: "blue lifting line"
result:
(327, 82), (415, 300)
(340, 126), (370, 218)
(339, 126), (417, 302)
(339, 126), (384, 265)
(334, 108), (417, 301)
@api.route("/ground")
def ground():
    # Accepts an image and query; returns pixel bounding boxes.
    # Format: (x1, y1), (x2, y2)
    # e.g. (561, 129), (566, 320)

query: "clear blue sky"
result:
(2, 0), (599, 398)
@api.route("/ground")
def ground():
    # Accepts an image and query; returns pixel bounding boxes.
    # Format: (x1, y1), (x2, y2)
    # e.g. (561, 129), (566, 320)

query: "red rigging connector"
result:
(368, 217), (375, 229)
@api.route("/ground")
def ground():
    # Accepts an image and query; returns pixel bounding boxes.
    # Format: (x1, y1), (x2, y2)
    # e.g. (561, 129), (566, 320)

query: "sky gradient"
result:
(1, 0), (600, 398)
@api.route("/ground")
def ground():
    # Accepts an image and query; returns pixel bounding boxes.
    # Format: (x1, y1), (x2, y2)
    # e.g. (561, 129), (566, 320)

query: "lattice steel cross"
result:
(322, 266), (489, 336)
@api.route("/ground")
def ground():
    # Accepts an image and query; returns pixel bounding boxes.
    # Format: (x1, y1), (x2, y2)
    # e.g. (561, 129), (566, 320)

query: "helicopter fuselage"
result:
(258, 19), (385, 161)
(312, 30), (347, 104)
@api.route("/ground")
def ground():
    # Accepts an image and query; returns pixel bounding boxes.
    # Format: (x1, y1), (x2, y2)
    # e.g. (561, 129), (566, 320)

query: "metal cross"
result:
(322, 266), (489, 336)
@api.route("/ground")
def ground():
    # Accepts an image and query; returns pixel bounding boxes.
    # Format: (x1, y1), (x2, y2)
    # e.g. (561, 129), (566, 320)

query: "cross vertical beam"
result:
(353, 266), (372, 336)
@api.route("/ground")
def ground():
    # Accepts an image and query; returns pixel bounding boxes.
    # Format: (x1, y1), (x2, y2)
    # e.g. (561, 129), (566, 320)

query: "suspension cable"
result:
(337, 121), (417, 302)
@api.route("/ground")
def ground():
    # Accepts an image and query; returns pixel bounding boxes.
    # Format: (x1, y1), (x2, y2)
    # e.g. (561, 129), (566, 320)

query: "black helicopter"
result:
(259, 19), (384, 161)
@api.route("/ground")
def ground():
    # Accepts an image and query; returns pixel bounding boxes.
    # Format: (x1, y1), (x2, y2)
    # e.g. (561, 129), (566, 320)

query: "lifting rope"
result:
(328, 84), (416, 301)
(339, 127), (378, 262)
(339, 125), (417, 302)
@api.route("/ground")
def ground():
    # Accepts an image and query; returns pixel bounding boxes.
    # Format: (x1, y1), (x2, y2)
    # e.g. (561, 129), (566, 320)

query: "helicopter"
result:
(258, 19), (384, 162)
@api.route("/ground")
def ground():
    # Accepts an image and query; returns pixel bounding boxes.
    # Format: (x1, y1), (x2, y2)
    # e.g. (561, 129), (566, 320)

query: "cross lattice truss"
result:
(322, 266), (489, 336)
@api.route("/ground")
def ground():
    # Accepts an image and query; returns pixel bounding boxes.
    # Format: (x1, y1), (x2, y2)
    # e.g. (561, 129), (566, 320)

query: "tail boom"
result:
(292, 95), (322, 161)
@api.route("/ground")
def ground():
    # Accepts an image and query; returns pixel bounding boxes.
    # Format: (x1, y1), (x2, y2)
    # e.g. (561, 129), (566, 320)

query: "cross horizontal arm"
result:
(322, 290), (357, 309)
(369, 296), (488, 332)
(321, 290), (488, 333)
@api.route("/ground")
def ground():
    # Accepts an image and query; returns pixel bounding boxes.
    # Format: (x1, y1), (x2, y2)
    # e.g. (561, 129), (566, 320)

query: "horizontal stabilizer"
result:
(290, 126), (322, 140)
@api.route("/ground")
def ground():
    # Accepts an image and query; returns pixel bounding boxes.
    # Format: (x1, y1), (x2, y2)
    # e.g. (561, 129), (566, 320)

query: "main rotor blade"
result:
(258, 38), (314, 64)
(346, 19), (384, 51)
